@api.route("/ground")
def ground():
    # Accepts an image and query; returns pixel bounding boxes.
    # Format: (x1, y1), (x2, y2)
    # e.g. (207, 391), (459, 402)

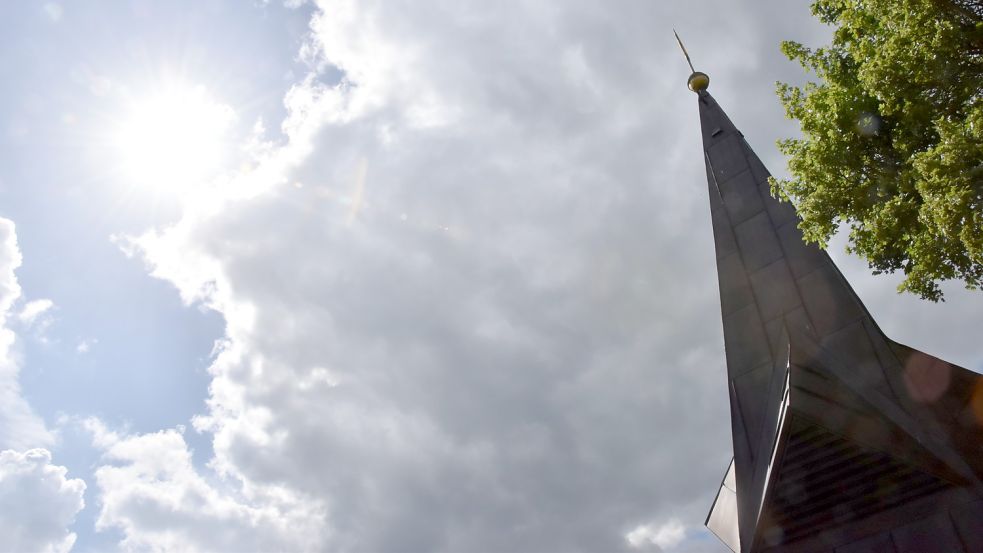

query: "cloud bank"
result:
(88, 420), (322, 553)
(105, 1), (733, 549)
(0, 218), (54, 451)
(0, 218), (86, 552)
(0, 448), (85, 553)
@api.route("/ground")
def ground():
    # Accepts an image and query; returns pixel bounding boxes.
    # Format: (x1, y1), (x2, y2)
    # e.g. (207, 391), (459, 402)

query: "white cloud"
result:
(17, 298), (54, 328)
(75, 338), (96, 354)
(87, 419), (324, 553)
(0, 218), (53, 450)
(92, 1), (983, 552)
(0, 448), (85, 553)
(0, 219), (23, 320)
(108, 1), (733, 545)
(626, 518), (686, 551)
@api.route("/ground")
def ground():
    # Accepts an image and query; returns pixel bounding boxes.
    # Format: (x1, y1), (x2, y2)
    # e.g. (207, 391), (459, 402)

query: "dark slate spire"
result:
(693, 75), (983, 552)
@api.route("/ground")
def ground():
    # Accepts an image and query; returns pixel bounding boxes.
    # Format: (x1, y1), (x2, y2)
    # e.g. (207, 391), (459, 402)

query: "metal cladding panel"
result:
(834, 534), (897, 553)
(795, 265), (864, 338)
(707, 459), (741, 553)
(950, 499), (983, 550)
(749, 260), (802, 323)
(717, 252), (757, 317)
(711, 201), (741, 260)
(758, 185), (798, 229)
(891, 514), (965, 553)
(722, 304), (772, 377)
(864, 319), (903, 372)
(775, 221), (829, 279)
(734, 363), (774, 461)
(709, 134), (754, 185)
(764, 308), (812, 361)
(729, 382), (755, 496)
(745, 142), (771, 183)
(734, 212), (785, 273)
(700, 93), (740, 150)
(739, 138), (800, 230)
(719, 170), (766, 225)
(821, 321), (889, 391)
(889, 342), (983, 477)
(895, 348), (968, 419)
(725, 457), (737, 489)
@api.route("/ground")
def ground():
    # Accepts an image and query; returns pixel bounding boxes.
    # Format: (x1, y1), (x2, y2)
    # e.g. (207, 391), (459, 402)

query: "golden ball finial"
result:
(687, 71), (710, 92)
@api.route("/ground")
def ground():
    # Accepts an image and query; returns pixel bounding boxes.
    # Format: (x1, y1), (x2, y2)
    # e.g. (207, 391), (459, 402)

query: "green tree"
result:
(774, 0), (983, 300)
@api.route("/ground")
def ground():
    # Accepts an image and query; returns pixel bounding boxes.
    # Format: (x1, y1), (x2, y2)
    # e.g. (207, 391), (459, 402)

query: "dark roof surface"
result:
(697, 86), (983, 552)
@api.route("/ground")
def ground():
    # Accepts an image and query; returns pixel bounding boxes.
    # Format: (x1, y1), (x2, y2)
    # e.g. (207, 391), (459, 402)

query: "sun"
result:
(112, 84), (235, 195)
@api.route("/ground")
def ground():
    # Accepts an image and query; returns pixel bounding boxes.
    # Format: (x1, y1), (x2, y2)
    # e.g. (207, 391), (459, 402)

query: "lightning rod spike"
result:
(673, 29), (696, 73)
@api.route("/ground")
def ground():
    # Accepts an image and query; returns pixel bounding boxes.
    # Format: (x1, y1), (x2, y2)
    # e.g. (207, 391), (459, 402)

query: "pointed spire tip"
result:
(673, 29), (709, 93)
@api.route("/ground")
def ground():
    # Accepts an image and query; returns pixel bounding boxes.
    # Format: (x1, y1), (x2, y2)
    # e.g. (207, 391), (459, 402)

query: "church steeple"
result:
(692, 69), (983, 552)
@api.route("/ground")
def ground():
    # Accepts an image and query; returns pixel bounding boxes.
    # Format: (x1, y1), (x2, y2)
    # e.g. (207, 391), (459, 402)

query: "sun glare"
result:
(113, 84), (235, 195)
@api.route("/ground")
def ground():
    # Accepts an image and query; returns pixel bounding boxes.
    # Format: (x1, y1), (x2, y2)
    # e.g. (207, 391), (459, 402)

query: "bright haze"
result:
(1, 2), (980, 552)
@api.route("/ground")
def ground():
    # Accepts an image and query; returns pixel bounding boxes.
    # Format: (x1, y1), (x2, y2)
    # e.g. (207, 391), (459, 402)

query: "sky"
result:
(0, 1), (981, 552)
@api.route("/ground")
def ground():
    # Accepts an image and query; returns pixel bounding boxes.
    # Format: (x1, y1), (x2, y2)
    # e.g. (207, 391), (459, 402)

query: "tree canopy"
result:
(774, 0), (983, 300)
